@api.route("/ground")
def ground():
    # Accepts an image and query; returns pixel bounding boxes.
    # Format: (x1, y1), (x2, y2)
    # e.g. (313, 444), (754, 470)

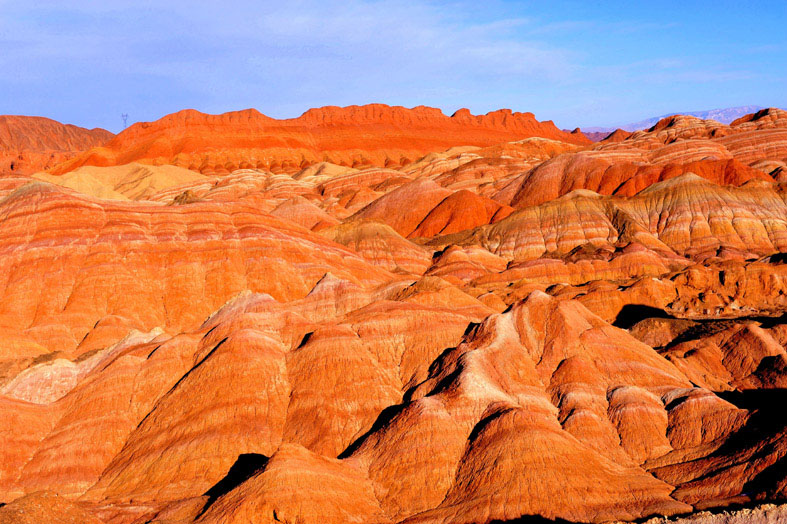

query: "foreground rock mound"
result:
(0, 491), (102, 524)
(630, 504), (787, 524)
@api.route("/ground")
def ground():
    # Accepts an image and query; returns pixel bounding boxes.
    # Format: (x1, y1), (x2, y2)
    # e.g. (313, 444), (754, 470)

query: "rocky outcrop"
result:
(0, 116), (112, 176)
(2, 106), (787, 524)
(32, 163), (206, 201)
(0, 491), (103, 524)
(626, 504), (787, 524)
(0, 182), (391, 353)
(50, 105), (590, 175)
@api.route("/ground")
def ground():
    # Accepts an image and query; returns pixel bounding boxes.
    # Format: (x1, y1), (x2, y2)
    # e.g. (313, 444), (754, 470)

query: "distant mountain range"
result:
(584, 105), (766, 134)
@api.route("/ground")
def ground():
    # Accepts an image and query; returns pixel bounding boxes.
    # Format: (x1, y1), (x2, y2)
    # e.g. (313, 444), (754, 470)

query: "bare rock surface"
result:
(1, 107), (787, 523)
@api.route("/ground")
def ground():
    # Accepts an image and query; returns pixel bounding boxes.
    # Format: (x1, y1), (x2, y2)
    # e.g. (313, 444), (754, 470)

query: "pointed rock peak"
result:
(306, 272), (359, 297)
(647, 113), (724, 133)
(731, 107), (786, 125)
(602, 128), (633, 142)
(522, 289), (554, 304)
(406, 275), (453, 293)
(200, 290), (278, 329)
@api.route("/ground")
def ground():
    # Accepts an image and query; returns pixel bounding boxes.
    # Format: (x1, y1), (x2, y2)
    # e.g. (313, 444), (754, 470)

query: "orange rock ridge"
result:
(50, 104), (591, 175)
(0, 115), (113, 175)
(0, 106), (786, 524)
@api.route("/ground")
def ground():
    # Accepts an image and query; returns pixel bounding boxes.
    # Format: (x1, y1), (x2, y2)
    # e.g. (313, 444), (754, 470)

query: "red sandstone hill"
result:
(49, 104), (590, 175)
(601, 128), (633, 142)
(3, 107), (787, 524)
(0, 116), (113, 175)
(581, 130), (613, 142)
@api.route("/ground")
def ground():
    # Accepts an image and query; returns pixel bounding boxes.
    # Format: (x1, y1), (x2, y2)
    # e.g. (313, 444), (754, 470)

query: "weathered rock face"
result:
(0, 491), (103, 524)
(409, 189), (512, 238)
(32, 163), (207, 201)
(624, 504), (787, 524)
(0, 182), (392, 354)
(452, 174), (787, 265)
(489, 108), (787, 210)
(2, 107), (787, 524)
(0, 116), (113, 176)
(50, 105), (590, 176)
(507, 155), (770, 208)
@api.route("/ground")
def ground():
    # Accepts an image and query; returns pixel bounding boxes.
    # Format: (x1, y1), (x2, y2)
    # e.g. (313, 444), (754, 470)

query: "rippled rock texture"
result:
(0, 116), (112, 176)
(50, 104), (590, 175)
(1, 106), (787, 523)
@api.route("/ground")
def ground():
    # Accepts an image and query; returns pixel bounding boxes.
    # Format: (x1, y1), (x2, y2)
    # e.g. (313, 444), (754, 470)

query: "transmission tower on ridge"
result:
(121, 114), (129, 129)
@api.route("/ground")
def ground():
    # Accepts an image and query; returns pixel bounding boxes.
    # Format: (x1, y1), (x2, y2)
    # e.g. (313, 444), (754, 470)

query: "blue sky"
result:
(0, 0), (784, 132)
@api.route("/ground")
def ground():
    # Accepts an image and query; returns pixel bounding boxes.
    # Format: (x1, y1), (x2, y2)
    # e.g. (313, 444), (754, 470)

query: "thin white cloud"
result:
(0, 0), (578, 113)
(0, 0), (782, 131)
